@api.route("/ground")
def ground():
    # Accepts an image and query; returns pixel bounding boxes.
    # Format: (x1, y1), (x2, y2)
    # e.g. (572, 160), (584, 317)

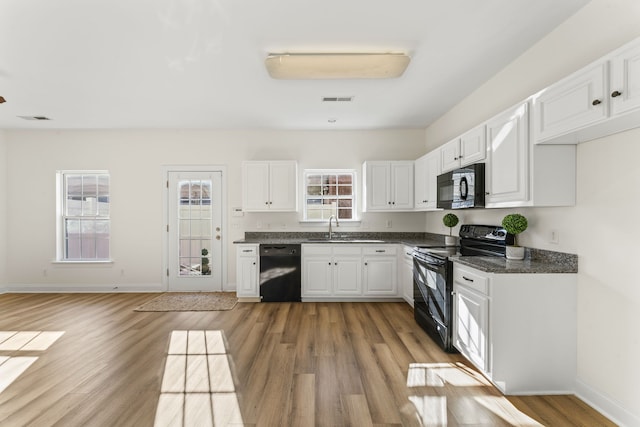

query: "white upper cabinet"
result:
(242, 161), (297, 212)
(532, 62), (608, 143)
(533, 36), (640, 144)
(610, 38), (640, 116)
(440, 138), (461, 173)
(460, 125), (487, 166)
(414, 150), (440, 211)
(485, 102), (576, 208)
(440, 126), (486, 173)
(485, 103), (529, 206)
(363, 161), (414, 211)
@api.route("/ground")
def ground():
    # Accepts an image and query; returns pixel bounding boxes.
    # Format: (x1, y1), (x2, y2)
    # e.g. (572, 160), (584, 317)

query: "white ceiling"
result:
(0, 0), (590, 130)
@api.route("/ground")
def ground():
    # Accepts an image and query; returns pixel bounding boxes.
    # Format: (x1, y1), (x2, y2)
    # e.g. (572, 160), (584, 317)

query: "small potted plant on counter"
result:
(501, 213), (528, 260)
(442, 213), (459, 246)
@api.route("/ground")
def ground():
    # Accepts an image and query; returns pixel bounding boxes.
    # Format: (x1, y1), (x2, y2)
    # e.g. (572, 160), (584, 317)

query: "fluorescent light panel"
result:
(265, 53), (410, 79)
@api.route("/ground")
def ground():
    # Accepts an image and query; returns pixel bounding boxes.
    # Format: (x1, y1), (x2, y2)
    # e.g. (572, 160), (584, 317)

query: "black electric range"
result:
(412, 225), (507, 352)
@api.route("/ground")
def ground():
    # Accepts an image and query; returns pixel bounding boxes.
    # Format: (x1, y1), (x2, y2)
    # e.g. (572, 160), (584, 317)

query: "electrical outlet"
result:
(550, 230), (559, 244)
(385, 219), (392, 228)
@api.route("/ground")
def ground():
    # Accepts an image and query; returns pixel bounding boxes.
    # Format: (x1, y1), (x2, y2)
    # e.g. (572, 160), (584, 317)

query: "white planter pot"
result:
(505, 246), (525, 260)
(445, 236), (456, 246)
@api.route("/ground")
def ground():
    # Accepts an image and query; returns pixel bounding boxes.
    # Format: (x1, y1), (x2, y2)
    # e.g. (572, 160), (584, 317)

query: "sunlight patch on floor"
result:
(0, 331), (65, 394)
(407, 362), (491, 388)
(155, 330), (243, 427)
(406, 362), (543, 426)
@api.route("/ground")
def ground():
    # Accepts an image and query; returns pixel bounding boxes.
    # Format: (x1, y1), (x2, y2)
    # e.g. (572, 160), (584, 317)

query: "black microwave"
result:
(436, 163), (485, 209)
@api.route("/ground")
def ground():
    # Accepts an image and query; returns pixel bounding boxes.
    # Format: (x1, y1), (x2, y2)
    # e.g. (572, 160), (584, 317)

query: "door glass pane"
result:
(177, 179), (213, 276)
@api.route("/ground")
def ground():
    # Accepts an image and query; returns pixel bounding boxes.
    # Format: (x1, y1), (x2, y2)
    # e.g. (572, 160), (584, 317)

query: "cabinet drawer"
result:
(302, 245), (332, 256)
(454, 266), (489, 295)
(237, 245), (258, 256)
(362, 246), (397, 256)
(333, 246), (363, 256)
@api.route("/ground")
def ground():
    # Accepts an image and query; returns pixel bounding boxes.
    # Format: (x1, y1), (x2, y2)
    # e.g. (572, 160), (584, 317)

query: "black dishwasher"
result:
(259, 244), (301, 302)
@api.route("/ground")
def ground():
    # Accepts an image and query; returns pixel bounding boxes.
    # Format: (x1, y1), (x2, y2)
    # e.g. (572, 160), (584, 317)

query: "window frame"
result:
(55, 170), (112, 263)
(302, 169), (358, 222)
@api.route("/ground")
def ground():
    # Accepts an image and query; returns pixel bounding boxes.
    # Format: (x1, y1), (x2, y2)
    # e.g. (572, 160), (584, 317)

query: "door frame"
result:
(161, 165), (228, 291)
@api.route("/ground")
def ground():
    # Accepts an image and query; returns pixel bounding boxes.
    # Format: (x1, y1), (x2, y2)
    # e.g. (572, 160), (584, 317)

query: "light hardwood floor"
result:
(0, 293), (615, 427)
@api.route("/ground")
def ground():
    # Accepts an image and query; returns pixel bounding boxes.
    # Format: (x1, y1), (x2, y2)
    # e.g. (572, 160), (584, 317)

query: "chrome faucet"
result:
(328, 215), (339, 239)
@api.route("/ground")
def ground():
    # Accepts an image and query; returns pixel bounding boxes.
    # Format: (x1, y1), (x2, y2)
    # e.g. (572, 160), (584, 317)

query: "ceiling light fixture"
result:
(265, 53), (410, 79)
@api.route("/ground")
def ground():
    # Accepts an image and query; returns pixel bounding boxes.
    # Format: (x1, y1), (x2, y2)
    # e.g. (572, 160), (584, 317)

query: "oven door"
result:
(413, 253), (455, 352)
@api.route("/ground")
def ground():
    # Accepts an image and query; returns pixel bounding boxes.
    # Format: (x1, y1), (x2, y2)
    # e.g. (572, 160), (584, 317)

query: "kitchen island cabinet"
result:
(452, 263), (576, 395)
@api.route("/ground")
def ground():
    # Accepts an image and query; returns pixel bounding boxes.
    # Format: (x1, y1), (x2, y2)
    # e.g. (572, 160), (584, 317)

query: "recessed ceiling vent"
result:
(322, 96), (354, 102)
(19, 115), (51, 121)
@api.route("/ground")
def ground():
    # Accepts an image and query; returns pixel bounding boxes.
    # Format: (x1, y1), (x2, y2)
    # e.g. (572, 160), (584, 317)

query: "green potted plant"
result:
(442, 213), (459, 246)
(201, 248), (211, 275)
(501, 213), (528, 260)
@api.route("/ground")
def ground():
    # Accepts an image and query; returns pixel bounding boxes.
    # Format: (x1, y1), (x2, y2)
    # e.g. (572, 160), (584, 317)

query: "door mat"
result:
(134, 292), (238, 312)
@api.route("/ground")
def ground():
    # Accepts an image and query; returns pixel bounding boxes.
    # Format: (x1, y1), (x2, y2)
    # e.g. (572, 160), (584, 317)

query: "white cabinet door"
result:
(364, 161), (414, 211)
(610, 38), (640, 116)
(242, 162), (270, 211)
(440, 138), (461, 173)
(269, 161), (297, 211)
(400, 247), (414, 306)
(415, 153), (439, 210)
(236, 245), (259, 298)
(486, 103), (529, 206)
(303, 256), (333, 296)
(363, 257), (398, 296)
(333, 256), (363, 296)
(242, 161), (297, 212)
(365, 162), (391, 210)
(391, 162), (414, 209)
(414, 155), (428, 210)
(424, 150), (440, 210)
(454, 284), (489, 373)
(459, 125), (486, 166)
(533, 62), (608, 143)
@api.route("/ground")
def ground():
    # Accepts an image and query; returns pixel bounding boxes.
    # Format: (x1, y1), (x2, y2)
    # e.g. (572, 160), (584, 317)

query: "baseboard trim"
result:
(575, 378), (640, 427)
(3, 283), (165, 293)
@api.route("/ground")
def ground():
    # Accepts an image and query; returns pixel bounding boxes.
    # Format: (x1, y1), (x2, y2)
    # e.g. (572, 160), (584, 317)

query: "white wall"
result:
(424, 0), (640, 425)
(0, 130), (7, 290)
(4, 129), (425, 291)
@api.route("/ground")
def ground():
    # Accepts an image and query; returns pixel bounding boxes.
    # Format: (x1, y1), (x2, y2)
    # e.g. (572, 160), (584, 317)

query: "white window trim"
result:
(301, 169), (359, 222)
(55, 170), (112, 263)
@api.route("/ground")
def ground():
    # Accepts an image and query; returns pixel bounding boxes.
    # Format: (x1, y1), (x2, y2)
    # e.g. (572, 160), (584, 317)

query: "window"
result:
(57, 171), (110, 261)
(303, 170), (356, 221)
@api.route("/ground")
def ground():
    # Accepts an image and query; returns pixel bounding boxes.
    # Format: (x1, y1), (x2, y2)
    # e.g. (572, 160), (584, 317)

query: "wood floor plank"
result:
(0, 295), (617, 427)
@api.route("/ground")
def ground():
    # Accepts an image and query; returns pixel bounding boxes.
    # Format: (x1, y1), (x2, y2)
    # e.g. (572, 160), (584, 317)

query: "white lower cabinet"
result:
(235, 244), (259, 299)
(400, 246), (414, 306)
(302, 244), (400, 300)
(363, 246), (398, 296)
(452, 263), (576, 395)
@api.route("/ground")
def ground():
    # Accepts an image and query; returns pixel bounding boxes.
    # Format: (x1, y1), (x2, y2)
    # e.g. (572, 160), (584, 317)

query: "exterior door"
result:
(167, 171), (223, 291)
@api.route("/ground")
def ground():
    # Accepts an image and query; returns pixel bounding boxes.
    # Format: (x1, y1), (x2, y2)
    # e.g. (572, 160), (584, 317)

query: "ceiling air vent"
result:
(322, 96), (354, 102)
(19, 115), (51, 121)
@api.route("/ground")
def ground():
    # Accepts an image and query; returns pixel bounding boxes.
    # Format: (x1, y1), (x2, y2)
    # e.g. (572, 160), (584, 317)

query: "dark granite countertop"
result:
(233, 232), (447, 247)
(234, 232), (577, 274)
(451, 247), (578, 274)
